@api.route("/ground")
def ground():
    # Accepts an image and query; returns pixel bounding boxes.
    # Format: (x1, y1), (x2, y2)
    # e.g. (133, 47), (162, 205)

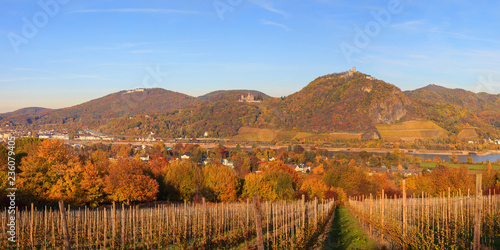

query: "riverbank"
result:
(323, 147), (500, 156)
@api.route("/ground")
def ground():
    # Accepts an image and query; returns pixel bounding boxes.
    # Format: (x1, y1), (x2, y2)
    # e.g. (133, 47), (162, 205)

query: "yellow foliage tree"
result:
(300, 176), (329, 200)
(203, 164), (240, 202)
(163, 161), (204, 201)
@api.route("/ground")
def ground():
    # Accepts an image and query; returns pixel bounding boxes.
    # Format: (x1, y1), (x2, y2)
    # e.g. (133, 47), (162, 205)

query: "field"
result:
(419, 162), (500, 171)
(348, 180), (500, 249)
(457, 128), (480, 140)
(233, 127), (280, 142)
(234, 127), (361, 142)
(1, 198), (336, 249)
(376, 120), (447, 141)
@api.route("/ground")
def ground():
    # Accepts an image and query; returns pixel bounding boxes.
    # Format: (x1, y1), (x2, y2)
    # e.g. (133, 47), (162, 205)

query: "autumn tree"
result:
(450, 153), (458, 164)
(300, 175), (330, 200)
(322, 162), (371, 196)
(427, 165), (474, 195)
(105, 158), (159, 204)
(203, 163), (240, 202)
(243, 161), (301, 200)
(243, 173), (276, 200)
(163, 161), (204, 201)
(18, 139), (84, 203)
(80, 150), (110, 206)
(466, 157), (473, 164)
(109, 144), (133, 159)
(0, 144), (10, 201)
(483, 162), (497, 190)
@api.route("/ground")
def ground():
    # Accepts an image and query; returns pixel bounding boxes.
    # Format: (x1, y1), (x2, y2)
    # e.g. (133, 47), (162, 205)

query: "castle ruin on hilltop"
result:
(239, 92), (262, 103)
(348, 66), (356, 76)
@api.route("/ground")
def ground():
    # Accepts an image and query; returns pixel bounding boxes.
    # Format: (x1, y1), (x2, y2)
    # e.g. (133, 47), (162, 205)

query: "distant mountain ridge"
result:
(0, 107), (50, 118)
(1, 71), (499, 139)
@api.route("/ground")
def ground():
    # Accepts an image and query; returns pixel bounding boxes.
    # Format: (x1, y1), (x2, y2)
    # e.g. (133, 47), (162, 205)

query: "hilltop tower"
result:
(348, 66), (356, 76)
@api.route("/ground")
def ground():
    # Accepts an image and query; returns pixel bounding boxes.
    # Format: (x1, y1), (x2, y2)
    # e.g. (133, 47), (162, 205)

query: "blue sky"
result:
(1, 0), (500, 113)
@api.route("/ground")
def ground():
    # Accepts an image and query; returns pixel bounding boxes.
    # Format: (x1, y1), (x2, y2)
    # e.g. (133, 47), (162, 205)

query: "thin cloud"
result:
(129, 49), (174, 54)
(71, 8), (199, 15)
(261, 19), (291, 31)
(391, 20), (425, 29)
(249, 0), (288, 18)
(392, 20), (500, 44)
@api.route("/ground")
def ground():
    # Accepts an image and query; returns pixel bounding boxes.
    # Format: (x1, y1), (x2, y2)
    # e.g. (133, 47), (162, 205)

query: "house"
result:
(181, 152), (192, 160)
(222, 159), (234, 168)
(0, 133), (13, 141)
(52, 134), (70, 140)
(390, 169), (421, 177)
(292, 164), (311, 174)
(139, 154), (150, 162)
(203, 158), (213, 165)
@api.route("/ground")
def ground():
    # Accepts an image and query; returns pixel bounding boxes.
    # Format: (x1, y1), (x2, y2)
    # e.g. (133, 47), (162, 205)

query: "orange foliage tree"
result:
(105, 159), (159, 204)
(80, 150), (110, 206)
(18, 139), (87, 204)
(203, 163), (240, 202)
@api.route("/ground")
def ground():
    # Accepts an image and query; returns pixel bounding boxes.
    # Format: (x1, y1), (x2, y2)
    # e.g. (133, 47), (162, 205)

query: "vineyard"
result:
(348, 175), (500, 249)
(1, 197), (335, 249)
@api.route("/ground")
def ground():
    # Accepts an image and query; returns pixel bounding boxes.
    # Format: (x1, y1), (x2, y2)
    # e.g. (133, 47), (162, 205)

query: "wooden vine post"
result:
(473, 174), (482, 250)
(381, 189), (385, 239)
(203, 198), (207, 248)
(402, 180), (407, 249)
(253, 194), (264, 250)
(58, 200), (71, 250)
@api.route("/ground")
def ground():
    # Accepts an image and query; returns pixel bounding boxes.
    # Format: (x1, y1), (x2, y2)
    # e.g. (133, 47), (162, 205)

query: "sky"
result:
(1, 0), (500, 113)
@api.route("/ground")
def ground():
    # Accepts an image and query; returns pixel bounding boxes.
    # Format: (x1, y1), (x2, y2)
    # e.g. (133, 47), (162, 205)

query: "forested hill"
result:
(405, 85), (500, 137)
(1, 71), (499, 139)
(0, 88), (195, 129)
(197, 90), (270, 102)
(265, 71), (410, 132)
(0, 107), (50, 118)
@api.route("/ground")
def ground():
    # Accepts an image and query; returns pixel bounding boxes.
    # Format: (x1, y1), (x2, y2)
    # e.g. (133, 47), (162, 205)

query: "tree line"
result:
(1, 138), (499, 208)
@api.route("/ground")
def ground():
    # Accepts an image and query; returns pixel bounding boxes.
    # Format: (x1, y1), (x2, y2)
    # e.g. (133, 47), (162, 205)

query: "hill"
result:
(264, 71), (410, 133)
(2, 88), (195, 130)
(0, 107), (50, 118)
(2, 70), (499, 140)
(405, 85), (500, 137)
(197, 90), (270, 102)
(101, 97), (263, 138)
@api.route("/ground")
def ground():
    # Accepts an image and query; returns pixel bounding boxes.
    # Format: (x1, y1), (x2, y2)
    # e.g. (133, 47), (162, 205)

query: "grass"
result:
(318, 207), (379, 250)
(419, 162), (500, 171)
